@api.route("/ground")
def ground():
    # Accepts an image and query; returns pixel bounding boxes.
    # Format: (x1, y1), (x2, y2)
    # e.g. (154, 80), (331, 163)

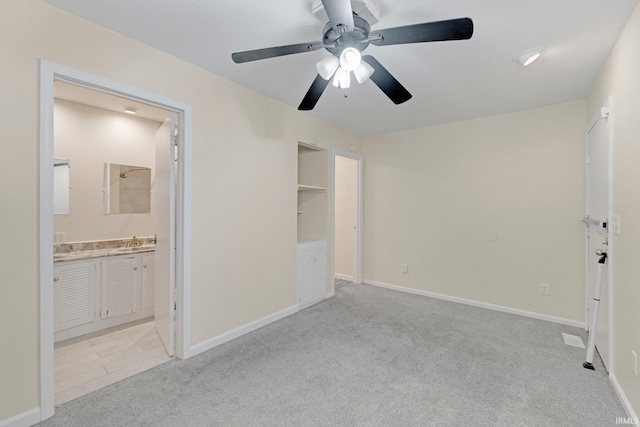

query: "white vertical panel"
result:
(313, 244), (327, 302)
(299, 249), (315, 306)
(53, 159), (70, 214)
(140, 253), (155, 310)
(155, 117), (175, 356)
(586, 106), (612, 372)
(297, 240), (327, 308)
(102, 256), (137, 318)
(54, 261), (95, 332)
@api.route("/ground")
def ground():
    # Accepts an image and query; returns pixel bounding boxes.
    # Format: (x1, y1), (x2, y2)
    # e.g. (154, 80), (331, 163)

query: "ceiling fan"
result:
(232, 0), (473, 111)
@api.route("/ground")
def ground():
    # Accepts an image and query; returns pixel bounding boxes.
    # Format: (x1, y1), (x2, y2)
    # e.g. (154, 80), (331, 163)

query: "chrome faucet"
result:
(130, 235), (141, 247)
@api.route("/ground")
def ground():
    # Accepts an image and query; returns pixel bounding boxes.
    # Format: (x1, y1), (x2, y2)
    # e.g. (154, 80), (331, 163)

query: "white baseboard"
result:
(362, 279), (585, 329)
(188, 304), (299, 358)
(610, 373), (638, 420)
(334, 273), (354, 281)
(0, 408), (41, 427)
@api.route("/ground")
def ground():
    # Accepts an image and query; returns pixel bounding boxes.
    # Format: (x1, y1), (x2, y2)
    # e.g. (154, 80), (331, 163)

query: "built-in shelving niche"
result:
(296, 140), (329, 308)
(297, 141), (328, 244)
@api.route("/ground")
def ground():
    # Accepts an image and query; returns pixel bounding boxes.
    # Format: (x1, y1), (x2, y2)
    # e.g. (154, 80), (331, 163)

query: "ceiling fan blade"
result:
(298, 74), (331, 111)
(321, 0), (355, 31)
(232, 41), (324, 64)
(370, 18), (473, 46)
(362, 56), (412, 105)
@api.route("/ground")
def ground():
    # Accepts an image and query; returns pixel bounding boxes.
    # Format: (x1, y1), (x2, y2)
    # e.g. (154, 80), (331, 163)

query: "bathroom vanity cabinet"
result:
(53, 252), (155, 342)
(53, 260), (98, 332)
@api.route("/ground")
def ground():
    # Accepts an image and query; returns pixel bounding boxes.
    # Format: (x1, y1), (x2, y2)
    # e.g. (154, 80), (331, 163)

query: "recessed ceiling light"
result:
(123, 107), (137, 115)
(519, 51), (541, 66)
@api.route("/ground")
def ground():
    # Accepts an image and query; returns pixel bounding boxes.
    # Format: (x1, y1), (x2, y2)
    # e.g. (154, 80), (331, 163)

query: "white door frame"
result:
(39, 60), (193, 420)
(584, 96), (614, 370)
(331, 148), (363, 291)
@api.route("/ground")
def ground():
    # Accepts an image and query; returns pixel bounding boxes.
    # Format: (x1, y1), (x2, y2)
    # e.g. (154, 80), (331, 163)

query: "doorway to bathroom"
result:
(40, 60), (192, 419)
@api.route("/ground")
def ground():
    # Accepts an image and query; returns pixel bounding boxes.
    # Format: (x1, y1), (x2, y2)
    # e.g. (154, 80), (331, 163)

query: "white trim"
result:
(363, 279), (586, 328)
(610, 373), (638, 420)
(175, 103), (193, 360)
(606, 97), (615, 374)
(39, 60), (56, 421)
(189, 305), (299, 357)
(334, 273), (354, 281)
(0, 408), (41, 427)
(331, 149), (364, 296)
(39, 60), (193, 421)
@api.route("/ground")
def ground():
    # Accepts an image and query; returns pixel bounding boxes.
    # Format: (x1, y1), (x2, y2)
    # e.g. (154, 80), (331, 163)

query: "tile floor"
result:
(54, 320), (171, 405)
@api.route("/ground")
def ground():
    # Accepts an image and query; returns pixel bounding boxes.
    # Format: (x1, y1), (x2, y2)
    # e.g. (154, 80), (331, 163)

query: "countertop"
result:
(54, 245), (155, 262)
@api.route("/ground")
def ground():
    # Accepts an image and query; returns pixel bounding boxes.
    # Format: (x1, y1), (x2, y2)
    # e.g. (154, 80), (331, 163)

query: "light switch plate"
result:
(612, 215), (620, 235)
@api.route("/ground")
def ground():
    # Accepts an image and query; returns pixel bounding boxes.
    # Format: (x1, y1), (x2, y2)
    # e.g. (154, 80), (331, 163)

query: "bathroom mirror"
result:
(54, 158), (70, 215)
(104, 163), (151, 214)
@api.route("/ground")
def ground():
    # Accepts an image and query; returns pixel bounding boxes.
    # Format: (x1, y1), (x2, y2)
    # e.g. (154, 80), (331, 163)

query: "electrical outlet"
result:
(540, 283), (550, 296)
(401, 263), (408, 273)
(55, 232), (65, 244)
(632, 350), (637, 376)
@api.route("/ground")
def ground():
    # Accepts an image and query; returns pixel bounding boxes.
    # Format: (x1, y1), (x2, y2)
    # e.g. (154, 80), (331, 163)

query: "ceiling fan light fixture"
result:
(354, 60), (375, 84)
(332, 67), (351, 89)
(519, 51), (541, 66)
(317, 55), (340, 80)
(339, 47), (361, 72)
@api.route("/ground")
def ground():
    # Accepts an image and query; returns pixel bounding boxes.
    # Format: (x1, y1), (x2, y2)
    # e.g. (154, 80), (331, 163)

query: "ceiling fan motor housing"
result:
(323, 15), (370, 56)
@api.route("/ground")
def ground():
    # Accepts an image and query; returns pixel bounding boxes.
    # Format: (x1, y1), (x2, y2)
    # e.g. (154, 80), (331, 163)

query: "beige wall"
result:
(0, 0), (362, 421)
(588, 3), (640, 415)
(334, 156), (358, 279)
(54, 99), (160, 242)
(362, 101), (587, 321)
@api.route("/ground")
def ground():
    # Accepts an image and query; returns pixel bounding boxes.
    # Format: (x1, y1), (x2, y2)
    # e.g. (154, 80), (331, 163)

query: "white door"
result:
(155, 116), (176, 356)
(586, 104), (611, 371)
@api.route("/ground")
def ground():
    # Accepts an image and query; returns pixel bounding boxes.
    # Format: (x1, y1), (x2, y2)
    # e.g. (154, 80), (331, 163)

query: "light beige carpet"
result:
(39, 282), (625, 427)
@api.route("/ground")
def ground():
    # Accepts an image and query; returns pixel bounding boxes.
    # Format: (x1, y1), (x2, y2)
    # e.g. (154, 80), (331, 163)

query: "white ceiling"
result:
(42, 0), (638, 136)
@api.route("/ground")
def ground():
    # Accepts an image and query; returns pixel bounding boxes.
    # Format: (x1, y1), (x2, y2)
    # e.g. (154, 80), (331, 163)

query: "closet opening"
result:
(331, 149), (363, 293)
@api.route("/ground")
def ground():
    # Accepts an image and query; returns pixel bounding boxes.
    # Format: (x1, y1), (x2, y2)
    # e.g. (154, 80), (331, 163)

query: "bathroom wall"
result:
(53, 99), (161, 242)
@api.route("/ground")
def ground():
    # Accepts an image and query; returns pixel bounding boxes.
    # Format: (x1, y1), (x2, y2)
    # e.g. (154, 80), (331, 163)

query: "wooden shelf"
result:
(298, 184), (327, 192)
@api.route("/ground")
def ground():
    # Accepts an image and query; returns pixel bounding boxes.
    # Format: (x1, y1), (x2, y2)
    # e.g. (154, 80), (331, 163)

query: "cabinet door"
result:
(140, 253), (155, 310)
(297, 241), (327, 307)
(54, 261), (96, 332)
(101, 256), (138, 319)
